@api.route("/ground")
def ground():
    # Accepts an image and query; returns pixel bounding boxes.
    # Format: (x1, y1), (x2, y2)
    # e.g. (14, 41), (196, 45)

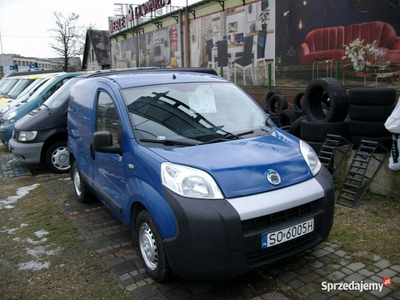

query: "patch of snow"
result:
(34, 230), (49, 238)
(26, 238), (48, 245)
(20, 223), (29, 228)
(0, 228), (19, 234)
(0, 184), (40, 210)
(26, 246), (62, 258)
(8, 158), (17, 163)
(13, 237), (21, 242)
(58, 178), (71, 181)
(18, 261), (50, 271)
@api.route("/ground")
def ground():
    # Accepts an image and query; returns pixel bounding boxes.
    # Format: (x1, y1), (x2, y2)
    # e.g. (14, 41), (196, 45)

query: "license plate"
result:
(261, 219), (314, 249)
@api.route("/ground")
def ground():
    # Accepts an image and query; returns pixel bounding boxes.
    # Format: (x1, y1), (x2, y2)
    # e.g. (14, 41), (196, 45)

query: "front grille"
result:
(242, 199), (320, 234)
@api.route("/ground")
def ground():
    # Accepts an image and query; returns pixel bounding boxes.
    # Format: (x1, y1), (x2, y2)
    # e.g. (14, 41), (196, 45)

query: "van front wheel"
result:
(71, 162), (93, 203)
(135, 210), (171, 281)
(45, 141), (70, 173)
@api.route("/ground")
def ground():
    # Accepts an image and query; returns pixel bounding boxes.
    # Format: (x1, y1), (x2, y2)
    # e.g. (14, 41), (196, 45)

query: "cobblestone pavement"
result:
(2, 158), (400, 299)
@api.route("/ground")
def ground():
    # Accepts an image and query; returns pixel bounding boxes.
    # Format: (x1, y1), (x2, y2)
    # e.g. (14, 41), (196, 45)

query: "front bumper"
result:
(8, 139), (44, 164)
(162, 166), (335, 279)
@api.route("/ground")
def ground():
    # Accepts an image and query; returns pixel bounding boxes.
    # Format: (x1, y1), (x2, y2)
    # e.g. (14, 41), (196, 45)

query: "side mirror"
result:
(92, 131), (122, 155)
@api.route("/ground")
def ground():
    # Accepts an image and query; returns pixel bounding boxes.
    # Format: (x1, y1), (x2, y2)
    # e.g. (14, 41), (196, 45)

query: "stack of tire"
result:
(264, 90), (306, 132)
(263, 78), (351, 154)
(299, 78), (351, 153)
(348, 88), (396, 151)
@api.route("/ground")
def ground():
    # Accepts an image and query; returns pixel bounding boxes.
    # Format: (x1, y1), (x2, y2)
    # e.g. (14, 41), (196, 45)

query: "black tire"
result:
(266, 94), (288, 116)
(293, 91), (306, 112)
(300, 119), (350, 142)
(349, 105), (395, 121)
(261, 90), (281, 108)
(278, 109), (302, 128)
(351, 135), (392, 152)
(349, 120), (391, 137)
(303, 140), (323, 154)
(266, 90), (281, 101)
(304, 78), (349, 122)
(71, 161), (94, 203)
(349, 88), (397, 106)
(289, 116), (307, 138)
(136, 210), (171, 282)
(44, 141), (70, 173)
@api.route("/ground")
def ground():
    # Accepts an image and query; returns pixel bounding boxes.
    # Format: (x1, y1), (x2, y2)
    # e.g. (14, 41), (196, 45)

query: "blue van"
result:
(68, 69), (335, 281)
(0, 73), (82, 145)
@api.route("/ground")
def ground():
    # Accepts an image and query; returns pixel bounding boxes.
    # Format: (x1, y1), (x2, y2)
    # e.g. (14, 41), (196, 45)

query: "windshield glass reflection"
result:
(120, 82), (275, 147)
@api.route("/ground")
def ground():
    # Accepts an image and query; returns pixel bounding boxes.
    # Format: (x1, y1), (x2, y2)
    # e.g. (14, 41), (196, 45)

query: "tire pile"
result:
(263, 78), (396, 153)
(348, 88), (396, 150)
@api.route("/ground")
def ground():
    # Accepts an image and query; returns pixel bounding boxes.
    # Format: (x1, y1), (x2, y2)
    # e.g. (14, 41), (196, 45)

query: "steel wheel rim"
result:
(139, 222), (158, 270)
(51, 146), (70, 171)
(73, 168), (82, 197)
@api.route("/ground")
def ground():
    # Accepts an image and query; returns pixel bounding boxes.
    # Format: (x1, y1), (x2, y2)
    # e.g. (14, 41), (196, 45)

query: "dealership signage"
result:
(110, 0), (171, 33)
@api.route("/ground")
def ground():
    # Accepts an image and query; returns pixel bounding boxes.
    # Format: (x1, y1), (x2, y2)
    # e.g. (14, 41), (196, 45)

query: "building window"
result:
(92, 49), (94, 62)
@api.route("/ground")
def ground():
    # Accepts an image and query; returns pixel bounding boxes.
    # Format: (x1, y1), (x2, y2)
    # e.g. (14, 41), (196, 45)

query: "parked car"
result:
(68, 69), (335, 281)
(0, 73), (82, 145)
(9, 74), (92, 173)
(0, 73), (59, 114)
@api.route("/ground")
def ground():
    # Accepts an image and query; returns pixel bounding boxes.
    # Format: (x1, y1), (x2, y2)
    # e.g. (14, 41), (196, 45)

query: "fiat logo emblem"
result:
(267, 170), (281, 185)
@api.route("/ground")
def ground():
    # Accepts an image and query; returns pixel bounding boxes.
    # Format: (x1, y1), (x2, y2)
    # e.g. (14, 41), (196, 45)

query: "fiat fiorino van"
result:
(67, 69), (335, 281)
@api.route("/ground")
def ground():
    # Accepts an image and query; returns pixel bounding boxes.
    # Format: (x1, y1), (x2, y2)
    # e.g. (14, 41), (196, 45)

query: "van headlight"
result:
(161, 162), (224, 199)
(1, 105), (10, 114)
(300, 140), (322, 176)
(18, 131), (37, 142)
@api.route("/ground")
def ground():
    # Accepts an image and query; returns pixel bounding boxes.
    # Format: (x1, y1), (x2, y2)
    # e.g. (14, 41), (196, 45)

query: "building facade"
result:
(0, 54), (63, 77)
(107, 0), (400, 91)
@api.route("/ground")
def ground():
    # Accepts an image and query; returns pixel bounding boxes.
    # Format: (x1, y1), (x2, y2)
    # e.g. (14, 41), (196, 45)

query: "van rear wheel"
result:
(135, 210), (171, 282)
(45, 141), (70, 173)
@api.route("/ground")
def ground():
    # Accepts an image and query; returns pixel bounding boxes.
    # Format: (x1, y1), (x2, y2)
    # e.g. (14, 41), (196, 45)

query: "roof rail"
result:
(86, 67), (218, 78)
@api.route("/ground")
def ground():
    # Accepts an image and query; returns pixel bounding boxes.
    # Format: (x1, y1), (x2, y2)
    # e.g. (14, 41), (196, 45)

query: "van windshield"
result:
(121, 82), (275, 146)
(8, 79), (34, 98)
(44, 77), (83, 109)
(27, 76), (59, 102)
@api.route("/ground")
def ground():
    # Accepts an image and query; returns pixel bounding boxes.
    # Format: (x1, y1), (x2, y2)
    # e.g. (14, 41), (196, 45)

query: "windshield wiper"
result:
(200, 130), (254, 145)
(140, 138), (198, 146)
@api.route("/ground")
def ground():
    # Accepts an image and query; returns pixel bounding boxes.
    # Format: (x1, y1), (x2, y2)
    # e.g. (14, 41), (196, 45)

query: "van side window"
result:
(96, 91), (120, 145)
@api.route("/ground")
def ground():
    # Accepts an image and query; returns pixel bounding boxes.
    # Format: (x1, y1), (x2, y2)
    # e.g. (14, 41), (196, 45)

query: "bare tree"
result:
(50, 12), (84, 71)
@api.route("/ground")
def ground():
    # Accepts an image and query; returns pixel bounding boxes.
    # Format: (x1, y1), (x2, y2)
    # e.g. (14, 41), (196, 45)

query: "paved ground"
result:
(1, 155), (400, 299)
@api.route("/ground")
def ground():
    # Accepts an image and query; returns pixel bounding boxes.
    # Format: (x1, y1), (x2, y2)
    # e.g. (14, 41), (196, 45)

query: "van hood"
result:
(149, 130), (314, 198)
(14, 106), (66, 132)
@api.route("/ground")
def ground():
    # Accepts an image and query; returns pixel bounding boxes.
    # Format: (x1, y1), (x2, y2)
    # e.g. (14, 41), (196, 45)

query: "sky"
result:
(0, 0), (198, 59)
